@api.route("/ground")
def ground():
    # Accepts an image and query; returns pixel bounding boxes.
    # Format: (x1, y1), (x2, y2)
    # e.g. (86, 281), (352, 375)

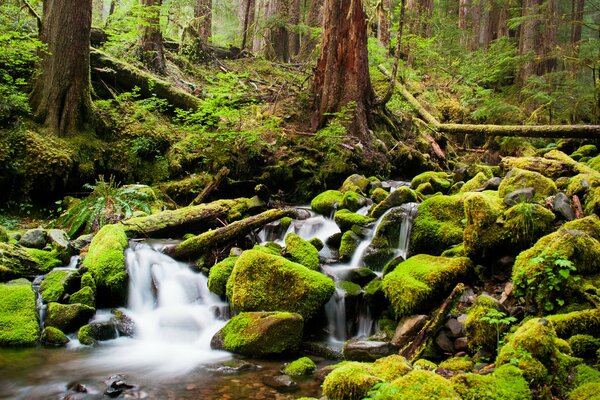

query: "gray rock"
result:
(342, 340), (398, 362)
(71, 234), (93, 251)
(435, 331), (454, 353)
(454, 337), (468, 352)
(18, 229), (47, 249)
(553, 192), (575, 221)
(262, 375), (298, 393)
(47, 229), (70, 250)
(483, 177), (502, 191)
(112, 310), (136, 337)
(392, 315), (428, 347)
(302, 341), (343, 360)
(503, 188), (535, 206)
(446, 318), (464, 337)
(348, 268), (377, 286)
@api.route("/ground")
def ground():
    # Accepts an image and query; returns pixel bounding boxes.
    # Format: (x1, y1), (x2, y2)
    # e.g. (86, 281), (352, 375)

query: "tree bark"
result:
(264, 0), (289, 62)
(517, 0), (540, 86)
(311, 0), (375, 144)
(30, 0), (94, 136)
(289, 0), (301, 56)
(571, 0), (584, 45)
(253, 0), (266, 52)
(194, 0), (212, 41)
(297, 0), (322, 59)
(240, 0), (256, 50)
(139, 0), (166, 74)
(189, 167), (230, 206)
(377, 0), (391, 48)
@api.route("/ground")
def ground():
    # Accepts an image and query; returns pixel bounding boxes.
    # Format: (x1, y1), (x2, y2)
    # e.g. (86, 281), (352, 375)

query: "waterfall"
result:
(325, 288), (347, 342)
(395, 202), (419, 261)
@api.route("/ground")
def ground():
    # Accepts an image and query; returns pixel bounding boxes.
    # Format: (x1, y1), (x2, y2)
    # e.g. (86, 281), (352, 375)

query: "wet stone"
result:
(446, 318), (464, 337)
(342, 340), (398, 362)
(262, 375), (298, 393)
(436, 331), (455, 353)
(503, 188), (535, 206)
(553, 192), (575, 221)
(18, 229), (47, 249)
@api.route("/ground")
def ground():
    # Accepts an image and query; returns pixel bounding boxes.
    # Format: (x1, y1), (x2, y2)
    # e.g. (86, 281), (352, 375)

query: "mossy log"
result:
(121, 198), (265, 238)
(379, 65), (600, 139)
(166, 208), (294, 260)
(90, 48), (201, 110)
(189, 167), (230, 206)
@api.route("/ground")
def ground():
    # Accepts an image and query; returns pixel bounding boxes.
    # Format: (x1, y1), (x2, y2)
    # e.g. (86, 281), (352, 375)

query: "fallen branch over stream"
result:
(379, 65), (600, 139)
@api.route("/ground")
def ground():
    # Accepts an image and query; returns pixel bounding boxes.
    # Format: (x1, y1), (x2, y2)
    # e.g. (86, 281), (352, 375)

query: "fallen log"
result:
(165, 208), (294, 260)
(400, 283), (464, 362)
(189, 167), (230, 206)
(90, 48), (202, 110)
(379, 65), (600, 139)
(121, 197), (265, 238)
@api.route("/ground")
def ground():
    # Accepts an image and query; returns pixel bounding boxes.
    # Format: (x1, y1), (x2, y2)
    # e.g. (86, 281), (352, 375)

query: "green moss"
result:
(80, 272), (96, 292)
(77, 324), (95, 346)
(587, 155), (600, 172)
(463, 191), (507, 259)
(411, 171), (452, 194)
(416, 182), (435, 195)
(341, 191), (366, 212)
(284, 233), (320, 270)
(226, 250), (335, 319)
(340, 174), (370, 194)
(498, 168), (558, 201)
(69, 286), (95, 308)
(451, 364), (531, 400)
(411, 194), (465, 255)
(0, 279), (39, 346)
(413, 359), (437, 371)
(322, 362), (382, 400)
(547, 309), (600, 338)
(44, 302), (95, 333)
(571, 364), (600, 389)
(283, 356), (317, 376)
(371, 188), (389, 204)
(460, 172), (489, 193)
(311, 190), (344, 216)
(308, 237), (324, 251)
(24, 248), (62, 273)
(441, 243), (466, 257)
(568, 382), (600, 400)
(439, 356), (474, 372)
(465, 295), (501, 353)
(568, 335), (600, 359)
(369, 186), (418, 219)
(41, 326), (69, 346)
(382, 255), (471, 318)
(571, 145), (598, 161)
(334, 209), (375, 231)
(564, 215), (600, 239)
(567, 173), (600, 197)
(374, 370), (460, 399)
(339, 280), (361, 296)
(82, 224), (128, 302)
(252, 243), (281, 256)
(504, 203), (555, 247)
(584, 187), (600, 215)
(39, 270), (70, 303)
(0, 226), (8, 243)
(207, 256), (238, 296)
(280, 217), (293, 231)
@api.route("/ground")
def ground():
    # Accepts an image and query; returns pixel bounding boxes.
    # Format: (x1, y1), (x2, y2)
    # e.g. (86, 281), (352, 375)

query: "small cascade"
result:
(356, 302), (373, 339)
(325, 287), (347, 342)
(395, 202), (419, 261)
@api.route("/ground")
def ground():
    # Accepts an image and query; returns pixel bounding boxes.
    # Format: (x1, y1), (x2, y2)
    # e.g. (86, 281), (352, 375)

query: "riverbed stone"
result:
(18, 228), (47, 249)
(78, 321), (118, 345)
(41, 326), (69, 346)
(369, 186), (418, 219)
(342, 340), (399, 361)
(211, 311), (303, 356)
(44, 302), (95, 333)
(262, 375), (298, 393)
(0, 279), (39, 346)
(284, 233), (320, 270)
(499, 168), (557, 202)
(348, 267), (377, 286)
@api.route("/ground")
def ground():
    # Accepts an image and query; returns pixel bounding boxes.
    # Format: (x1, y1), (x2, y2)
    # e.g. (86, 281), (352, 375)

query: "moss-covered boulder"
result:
(82, 224), (128, 306)
(341, 191), (368, 212)
(210, 311), (303, 356)
(498, 168), (558, 202)
(226, 250), (335, 319)
(566, 173), (600, 198)
(569, 364), (600, 399)
(339, 231), (360, 261)
(40, 269), (76, 303)
(451, 364), (531, 400)
(546, 308), (600, 338)
(44, 302), (95, 333)
(571, 145), (598, 161)
(310, 190), (344, 216)
(340, 174), (370, 194)
(569, 382), (600, 400)
(334, 209), (375, 232)
(465, 295), (503, 353)
(373, 370), (460, 399)
(382, 255), (471, 318)
(284, 233), (320, 270)
(0, 279), (39, 346)
(0, 243), (59, 281)
(69, 286), (95, 308)
(283, 356), (317, 376)
(439, 357), (474, 373)
(568, 334), (600, 359)
(504, 202), (555, 247)
(463, 191), (507, 259)
(207, 256), (238, 296)
(411, 194), (465, 255)
(369, 186), (418, 219)
(460, 172), (489, 193)
(40, 326), (69, 346)
(411, 171), (452, 194)
(0, 226), (9, 243)
(77, 321), (118, 345)
(370, 187), (389, 204)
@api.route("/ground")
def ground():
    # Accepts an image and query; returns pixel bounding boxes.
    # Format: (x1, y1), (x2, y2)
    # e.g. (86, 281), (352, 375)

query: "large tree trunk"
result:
(264, 0), (289, 61)
(518, 0), (540, 86)
(240, 0), (256, 50)
(311, 0), (374, 143)
(539, 0), (558, 75)
(289, 0), (301, 56)
(378, 0), (391, 48)
(253, 0), (266, 52)
(194, 0), (212, 41)
(30, 0), (94, 136)
(297, 0), (322, 59)
(139, 0), (166, 74)
(571, 0), (585, 45)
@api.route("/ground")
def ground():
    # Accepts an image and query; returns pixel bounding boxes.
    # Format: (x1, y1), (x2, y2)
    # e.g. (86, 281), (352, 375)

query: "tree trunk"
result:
(264, 0), (289, 62)
(194, 0), (212, 41)
(289, 0), (301, 56)
(538, 0), (557, 75)
(139, 0), (166, 74)
(298, 0), (322, 59)
(30, 0), (94, 136)
(378, 0), (391, 48)
(311, 0), (374, 143)
(571, 0), (584, 45)
(518, 0), (540, 86)
(240, 0), (256, 50)
(253, 0), (266, 52)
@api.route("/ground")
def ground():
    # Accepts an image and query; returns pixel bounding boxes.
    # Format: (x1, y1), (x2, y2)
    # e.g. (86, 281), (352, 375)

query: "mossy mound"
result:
(465, 295), (501, 353)
(463, 191), (507, 259)
(226, 250), (335, 319)
(439, 357), (474, 373)
(0, 279), (39, 346)
(410, 194), (465, 255)
(411, 171), (452, 194)
(40, 270), (71, 303)
(0, 243), (58, 281)
(459, 172), (489, 193)
(568, 334), (600, 359)
(369, 186), (417, 219)
(82, 224), (128, 306)
(41, 326), (69, 346)
(339, 231), (360, 261)
(571, 364), (600, 392)
(373, 369), (460, 399)
(498, 168), (558, 202)
(284, 233), (320, 271)
(283, 356), (317, 376)
(310, 190), (344, 216)
(547, 308), (600, 338)
(382, 255), (471, 318)
(207, 256), (238, 296)
(569, 382), (600, 400)
(210, 311), (303, 356)
(341, 191), (368, 212)
(504, 202), (555, 247)
(371, 187), (389, 204)
(69, 286), (95, 308)
(0, 226), (8, 243)
(451, 364), (531, 400)
(571, 145), (598, 161)
(334, 209), (375, 232)
(340, 174), (370, 194)
(413, 358), (437, 370)
(566, 173), (600, 197)
(44, 302), (95, 333)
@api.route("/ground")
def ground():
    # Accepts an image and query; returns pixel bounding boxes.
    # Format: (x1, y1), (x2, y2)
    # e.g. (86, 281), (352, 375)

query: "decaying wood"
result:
(379, 65), (600, 138)
(90, 48), (201, 110)
(573, 195), (584, 219)
(189, 167), (230, 206)
(165, 208), (294, 260)
(400, 283), (464, 362)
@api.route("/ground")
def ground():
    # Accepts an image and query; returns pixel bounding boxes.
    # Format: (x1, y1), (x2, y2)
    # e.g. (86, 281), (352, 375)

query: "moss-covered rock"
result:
(283, 356), (317, 376)
(566, 173), (600, 198)
(371, 187), (389, 204)
(284, 233), (320, 271)
(334, 209), (375, 232)
(568, 382), (600, 400)
(439, 356), (474, 373)
(207, 256), (238, 296)
(373, 370), (460, 399)
(69, 286), (95, 308)
(463, 191), (507, 259)
(339, 231), (360, 261)
(465, 295), (501, 353)
(44, 302), (95, 333)
(0, 226), (8, 243)
(80, 272), (96, 292)
(451, 364), (531, 400)
(340, 174), (370, 194)
(0, 279), (39, 346)
(411, 171), (452, 194)
(413, 358), (437, 371)
(39, 270), (71, 303)
(341, 191), (368, 212)
(504, 202), (555, 247)
(41, 326), (69, 346)
(82, 224), (128, 305)
(77, 321), (117, 346)
(382, 255), (471, 318)
(369, 186), (418, 219)
(459, 172), (489, 193)
(410, 194), (465, 255)
(0, 243), (59, 281)
(441, 243), (466, 257)
(310, 190), (344, 216)
(210, 311), (303, 356)
(571, 145), (598, 161)
(547, 308), (600, 338)
(568, 334), (600, 359)
(226, 250), (335, 319)
(498, 168), (558, 202)
(571, 364), (600, 391)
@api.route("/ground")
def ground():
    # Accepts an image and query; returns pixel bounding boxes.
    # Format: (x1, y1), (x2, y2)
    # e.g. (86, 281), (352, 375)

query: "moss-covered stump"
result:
(333, 209), (375, 232)
(410, 194), (465, 256)
(310, 190), (344, 216)
(41, 326), (69, 346)
(40, 269), (77, 303)
(0, 243), (59, 281)
(226, 250), (335, 319)
(371, 370), (460, 399)
(512, 223), (600, 313)
(464, 295), (503, 353)
(284, 233), (320, 270)
(81, 224), (128, 306)
(207, 256), (238, 296)
(0, 279), (39, 346)
(463, 191), (508, 259)
(210, 311), (303, 356)
(69, 286), (95, 308)
(322, 355), (413, 400)
(411, 171), (452, 194)
(382, 255), (471, 318)
(498, 168), (558, 202)
(283, 356), (317, 376)
(44, 302), (95, 333)
(78, 321), (118, 346)
(451, 364), (531, 400)
(369, 186), (418, 219)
